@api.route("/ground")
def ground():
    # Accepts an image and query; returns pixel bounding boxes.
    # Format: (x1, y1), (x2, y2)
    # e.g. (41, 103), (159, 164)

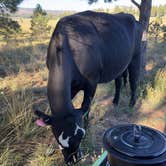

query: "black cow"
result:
(35, 11), (142, 165)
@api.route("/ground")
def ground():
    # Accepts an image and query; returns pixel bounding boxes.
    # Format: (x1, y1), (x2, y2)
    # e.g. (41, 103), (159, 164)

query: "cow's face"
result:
(34, 110), (85, 165)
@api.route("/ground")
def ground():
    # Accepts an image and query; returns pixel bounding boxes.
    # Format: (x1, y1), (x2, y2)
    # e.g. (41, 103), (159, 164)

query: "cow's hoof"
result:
(113, 99), (119, 106)
(129, 100), (136, 107)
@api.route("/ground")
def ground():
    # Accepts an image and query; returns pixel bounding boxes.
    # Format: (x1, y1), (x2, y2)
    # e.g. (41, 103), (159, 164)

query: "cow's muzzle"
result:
(65, 148), (83, 166)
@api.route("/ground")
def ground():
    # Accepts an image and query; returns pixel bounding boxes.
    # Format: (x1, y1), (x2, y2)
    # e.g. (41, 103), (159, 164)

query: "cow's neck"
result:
(47, 32), (74, 116)
(47, 65), (73, 116)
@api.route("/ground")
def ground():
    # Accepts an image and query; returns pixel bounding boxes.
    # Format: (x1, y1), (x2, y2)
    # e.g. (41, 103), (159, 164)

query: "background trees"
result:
(0, 0), (23, 42)
(30, 4), (51, 40)
(0, 0), (23, 13)
(151, 5), (166, 17)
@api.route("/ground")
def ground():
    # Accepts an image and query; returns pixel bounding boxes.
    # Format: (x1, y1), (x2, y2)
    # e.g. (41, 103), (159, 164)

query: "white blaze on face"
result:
(74, 124), (85, 137)
(58, 132), (70, 148)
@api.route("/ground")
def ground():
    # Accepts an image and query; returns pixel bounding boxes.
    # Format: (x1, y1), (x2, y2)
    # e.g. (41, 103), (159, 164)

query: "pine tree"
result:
(0, 0), (23, 41)
(0, 0), (23, 13)
(30, 4), (51, 40)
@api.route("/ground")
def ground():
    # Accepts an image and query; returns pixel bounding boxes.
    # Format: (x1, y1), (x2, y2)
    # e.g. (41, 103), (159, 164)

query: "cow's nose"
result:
(66, 149), (83, 165)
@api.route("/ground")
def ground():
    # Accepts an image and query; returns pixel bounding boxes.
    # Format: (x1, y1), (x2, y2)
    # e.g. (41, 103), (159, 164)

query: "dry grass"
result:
(142, 69), (166, 109)
(27, 143), (63, 166)
(15, 18), (58, 33)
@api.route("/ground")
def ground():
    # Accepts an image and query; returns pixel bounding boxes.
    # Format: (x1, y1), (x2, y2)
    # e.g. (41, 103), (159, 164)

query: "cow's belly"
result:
(69, 25), (134, 84)
(98, 42), (133, 83)
(99, 63), (128, 83)
(71, 41), (133, 84)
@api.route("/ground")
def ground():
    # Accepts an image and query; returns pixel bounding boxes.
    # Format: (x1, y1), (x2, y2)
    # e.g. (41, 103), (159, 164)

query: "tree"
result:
(0, 0), (23, 13)
(30, 4), (51, 40)
(137, 0), (152, 77)
(88, 0), (152, 77)
(0, 17), (21, 42)
(0, 0), (23, 41)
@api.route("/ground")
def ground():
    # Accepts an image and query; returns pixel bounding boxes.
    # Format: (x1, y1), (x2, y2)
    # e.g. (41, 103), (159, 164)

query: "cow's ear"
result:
(34, 110), (52, 126)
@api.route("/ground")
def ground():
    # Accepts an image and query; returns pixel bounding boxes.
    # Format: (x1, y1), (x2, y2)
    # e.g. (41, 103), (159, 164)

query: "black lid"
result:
(103, 124), (166, 158)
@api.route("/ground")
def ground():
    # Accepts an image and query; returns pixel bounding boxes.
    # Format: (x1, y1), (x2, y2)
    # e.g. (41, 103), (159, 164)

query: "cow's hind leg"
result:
(128, 53), (141, 107)
(113, 76), (122, 106)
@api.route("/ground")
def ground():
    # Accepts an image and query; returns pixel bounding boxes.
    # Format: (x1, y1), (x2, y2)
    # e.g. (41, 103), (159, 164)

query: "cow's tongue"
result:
(36, 119), (46, 127)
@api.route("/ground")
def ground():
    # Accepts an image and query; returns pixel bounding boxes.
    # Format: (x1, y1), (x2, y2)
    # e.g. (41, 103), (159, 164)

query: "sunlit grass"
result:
(0, 91), (35, 144)
(0, 147), (15, 166)
(142, 69), (166, 109)
(0, 89), (50, 166)
(27, 143), (61, 166)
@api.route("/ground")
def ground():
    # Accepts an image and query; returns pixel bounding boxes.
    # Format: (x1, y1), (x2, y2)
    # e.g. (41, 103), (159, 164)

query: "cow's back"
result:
(52, 11), (137, 83)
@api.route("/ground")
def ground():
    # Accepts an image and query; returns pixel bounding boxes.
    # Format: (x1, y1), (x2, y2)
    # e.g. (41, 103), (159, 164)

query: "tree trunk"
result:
(138, 0), (152, 78)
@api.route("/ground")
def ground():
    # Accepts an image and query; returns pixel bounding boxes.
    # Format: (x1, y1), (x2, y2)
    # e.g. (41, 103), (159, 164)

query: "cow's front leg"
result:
(81, 83), (97, 118)
(81, 83), (96, 129)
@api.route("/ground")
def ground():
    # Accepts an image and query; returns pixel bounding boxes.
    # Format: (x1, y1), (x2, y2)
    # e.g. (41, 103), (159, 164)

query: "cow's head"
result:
(34, 109), (85, 165)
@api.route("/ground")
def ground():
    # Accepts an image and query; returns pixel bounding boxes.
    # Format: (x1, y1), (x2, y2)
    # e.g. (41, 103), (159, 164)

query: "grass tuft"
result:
(143, 69), (166, 109)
